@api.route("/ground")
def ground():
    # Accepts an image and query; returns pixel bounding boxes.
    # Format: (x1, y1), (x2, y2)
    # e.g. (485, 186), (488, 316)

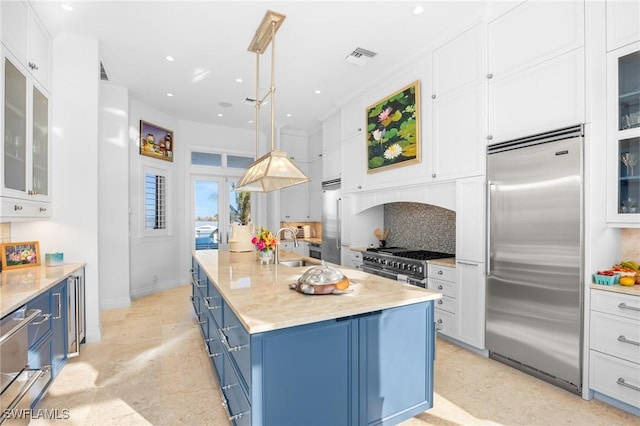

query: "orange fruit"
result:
(619, 276), (635, 286)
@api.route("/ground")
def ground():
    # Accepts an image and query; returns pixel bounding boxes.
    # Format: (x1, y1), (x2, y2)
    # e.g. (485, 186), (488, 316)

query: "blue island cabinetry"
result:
(191, 257), (436, 426)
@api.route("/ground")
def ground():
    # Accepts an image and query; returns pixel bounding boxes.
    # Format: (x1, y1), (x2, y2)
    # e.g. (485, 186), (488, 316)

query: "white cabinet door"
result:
(433, 23), (485, 98)
(308, 129), (323, 161)
(488, 0), (584, 78)
(281, 163), (310, 221)
(341, 97), (363, 140)
(607, 0), (640, 52)
(432, 84), (485, 181)
(341, 135), (365, 191)
(27, 12), (50, 91)
(322, 112), (340, 151)
(488, 48), (585, 143)
(456, 260), (485, 350)
(281, 131), (309, 163)
(308, 159), (322, 221)
(322, 144), (341, 181)
(1, 0), (28, 63)
(456, 177), (486, 263)
(339, 194), (352, 246)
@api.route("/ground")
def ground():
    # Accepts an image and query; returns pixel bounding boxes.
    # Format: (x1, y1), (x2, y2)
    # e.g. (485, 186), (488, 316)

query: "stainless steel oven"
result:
(362, 248), (453, 289)
(0, 307), (47, 425)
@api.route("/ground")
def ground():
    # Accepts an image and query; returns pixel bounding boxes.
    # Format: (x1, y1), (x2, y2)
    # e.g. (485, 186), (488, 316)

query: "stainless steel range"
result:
(362, 247), (454, 288)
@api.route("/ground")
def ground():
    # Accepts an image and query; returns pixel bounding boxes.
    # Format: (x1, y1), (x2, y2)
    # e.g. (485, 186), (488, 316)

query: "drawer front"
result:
(590, 311), (640, 364)
(351, 251), (363, 262)
(28, 336), (53, 409)
(428, 264), (456, 282)
(434, 309), (456, 337)
(222, 304), (251, 392)
(206, 281), (223, 325)
(590, 350), (640, 408)
(27, 292), (52, 348)
(194, 269), (209, 298)
(191, 295), (207, 336)
(206, 315), (224, 382)
(222, 354), (252, 426)
(591, 289), (640, 321)
(428, 278), (457, 298)
(435, 295), (456, 314)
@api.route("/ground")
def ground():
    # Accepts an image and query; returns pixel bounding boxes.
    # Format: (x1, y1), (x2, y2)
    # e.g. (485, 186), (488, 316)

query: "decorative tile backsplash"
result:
(621, 228), (640, 261)
(383, 202), (456, 254)
(0, 222), (10, 243)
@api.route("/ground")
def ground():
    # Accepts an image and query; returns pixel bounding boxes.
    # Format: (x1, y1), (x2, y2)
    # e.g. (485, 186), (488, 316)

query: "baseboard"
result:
(100, 297), (131, 310)
(130, 280), (182, 299)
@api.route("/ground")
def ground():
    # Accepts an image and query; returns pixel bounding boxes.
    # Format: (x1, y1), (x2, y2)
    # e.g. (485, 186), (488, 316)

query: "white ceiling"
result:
(31, 0), (504, 134)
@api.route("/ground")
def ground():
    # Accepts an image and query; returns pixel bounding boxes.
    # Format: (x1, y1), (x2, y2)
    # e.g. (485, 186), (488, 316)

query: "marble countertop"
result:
(280, 237), (322, 244)
(192, 250), (442, 334)
(0, 263), (86, 317)
(428, 258), (456, 268)
(590, 282), (640, 297)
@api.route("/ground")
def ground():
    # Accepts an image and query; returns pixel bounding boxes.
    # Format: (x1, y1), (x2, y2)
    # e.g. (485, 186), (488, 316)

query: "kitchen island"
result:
(191, 249), (442, 426)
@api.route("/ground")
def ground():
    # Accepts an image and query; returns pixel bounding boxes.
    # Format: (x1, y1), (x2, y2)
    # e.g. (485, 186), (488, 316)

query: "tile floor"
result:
(32, 284), (638, 425)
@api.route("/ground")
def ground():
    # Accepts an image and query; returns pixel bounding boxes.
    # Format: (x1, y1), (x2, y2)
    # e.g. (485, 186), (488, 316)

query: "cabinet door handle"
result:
(437, 270), (443, 275)
(431, 94), (436, 99)
(53, 293), (62, 319)
(618, 335), (640, 346)
(29, 62), (39, 71)
(437, 300), (443, 305)
(437, 285), (443, 290)
(486, 73), (493, 79)
(617, 377), (640, 392)
(31, 313), (51, 325)
(618, 302), (640, 312)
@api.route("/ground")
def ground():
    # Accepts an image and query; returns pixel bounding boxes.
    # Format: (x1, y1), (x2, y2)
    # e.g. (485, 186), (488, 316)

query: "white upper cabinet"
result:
(488, 0), (584, 78)
(487, 0), (585, 143)
(280, 162), (310, 221)
(341, 97), (363, 140)
(433, 23), (485, 97)
(322, 112), (341, 151)
(308, 159), (322, 221)
(606, 0), (640, 52)
(341, 134), (365, 192)
(1, 0), (50, 92)
(281, 131), (309, 163)
(308, 128), (323, 161)
(431, 24), (486, 181)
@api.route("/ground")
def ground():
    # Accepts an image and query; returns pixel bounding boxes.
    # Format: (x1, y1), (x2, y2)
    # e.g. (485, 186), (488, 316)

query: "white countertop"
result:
(0, 263), (86, 317)
(193, 250), (442, 334)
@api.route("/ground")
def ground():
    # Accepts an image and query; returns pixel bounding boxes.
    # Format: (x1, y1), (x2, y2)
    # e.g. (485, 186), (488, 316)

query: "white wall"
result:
(98, 82), (131, 309)
(128, 99), (180, 298)
(11, 33), (101, 341)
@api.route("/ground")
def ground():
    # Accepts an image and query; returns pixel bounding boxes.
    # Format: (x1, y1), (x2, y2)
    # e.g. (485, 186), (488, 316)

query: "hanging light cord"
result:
(270, 20), (276, 152)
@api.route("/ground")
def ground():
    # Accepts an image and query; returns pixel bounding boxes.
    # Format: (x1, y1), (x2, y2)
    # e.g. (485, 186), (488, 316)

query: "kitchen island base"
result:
(191, 252), (439, 426)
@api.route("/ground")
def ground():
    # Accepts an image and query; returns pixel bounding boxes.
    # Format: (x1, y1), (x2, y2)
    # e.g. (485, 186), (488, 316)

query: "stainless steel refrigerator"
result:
(486, 125), (584, 395)
(321, 179), (341, 264)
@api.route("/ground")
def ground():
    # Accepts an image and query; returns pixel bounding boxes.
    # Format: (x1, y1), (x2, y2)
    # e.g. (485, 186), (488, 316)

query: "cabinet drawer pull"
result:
(31, 313), (51, 325)
(457, 261), (478, 266)
(437, 270), (443, 275)
(617, 377), (640, 392)
(14, 204), (23, 211)
(220, 393), (250, 422)
(39, 207), (47, 212)
(204, 339), (220, 358)
(618, 302), (640, 312)
(437, 300), (443, 305)
(437, 285), (443, 290)
(194, 279), (205, 288)
(204, 297), (221, 310)
(221, 383), (238, 390)
(618, 335), (640, 346)
(218, 328), (248, 353)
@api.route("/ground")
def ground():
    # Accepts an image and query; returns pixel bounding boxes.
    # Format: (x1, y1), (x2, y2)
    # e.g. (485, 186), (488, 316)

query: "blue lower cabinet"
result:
(222, 304), (251, 393)
(51, 282), (68, 376)
(27, 292), (53, 348)
(223, 354), (252, 426)
(359, 302), (435, 425)
(206, 315), (224, 382)
(252, 317), (359, 426)
(28, 334), (53, 409)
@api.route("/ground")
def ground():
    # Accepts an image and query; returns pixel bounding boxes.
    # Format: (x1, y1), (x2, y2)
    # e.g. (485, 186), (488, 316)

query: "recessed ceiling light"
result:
(218, 101), (232, 108)
(248, 120), (254, 124)
(236, 78), (243, 83)
(413, 5), (424, 15)
(61, 3), (73, 11)
(217, 113), (224, 117)
(166, 55), (175, 62)
(286, 113), (292, 117)
(314, 90), (322, 95)
(166, 93), (174, 97)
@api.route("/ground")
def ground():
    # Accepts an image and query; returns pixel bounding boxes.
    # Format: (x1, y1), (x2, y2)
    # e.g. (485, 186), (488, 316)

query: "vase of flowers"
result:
(252, 227), (277, 264)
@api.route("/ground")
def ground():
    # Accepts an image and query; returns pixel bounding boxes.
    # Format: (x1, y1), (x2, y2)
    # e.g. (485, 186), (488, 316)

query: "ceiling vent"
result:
(345, 47), (377, 66)
(100, 61), (109, 81)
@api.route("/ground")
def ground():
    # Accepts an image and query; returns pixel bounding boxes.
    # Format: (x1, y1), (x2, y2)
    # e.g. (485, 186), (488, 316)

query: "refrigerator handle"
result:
(336, 198), (341, 249)
(486, 181), (492, 276)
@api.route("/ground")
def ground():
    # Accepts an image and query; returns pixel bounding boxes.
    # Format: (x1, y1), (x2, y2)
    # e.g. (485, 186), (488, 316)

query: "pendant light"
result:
(235, 10), (310, 192)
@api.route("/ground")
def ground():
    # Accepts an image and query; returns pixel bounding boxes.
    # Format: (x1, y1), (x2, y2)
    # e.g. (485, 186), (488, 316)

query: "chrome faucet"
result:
(275, 227), (299, 264)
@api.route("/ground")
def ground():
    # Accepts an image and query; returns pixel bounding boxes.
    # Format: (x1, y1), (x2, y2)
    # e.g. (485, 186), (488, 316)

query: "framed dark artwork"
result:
(1, 241), (41, 270)
(366, 80), (421, 173)
(140, 120), (174, 161)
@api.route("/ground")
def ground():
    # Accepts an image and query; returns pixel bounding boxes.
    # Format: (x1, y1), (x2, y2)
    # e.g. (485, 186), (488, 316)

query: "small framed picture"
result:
(140, 120), (174, 162)
(1, 241), (41, 270)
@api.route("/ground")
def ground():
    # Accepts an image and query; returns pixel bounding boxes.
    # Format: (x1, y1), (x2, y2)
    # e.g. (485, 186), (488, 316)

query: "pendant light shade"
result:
(235, 10), (310, 192)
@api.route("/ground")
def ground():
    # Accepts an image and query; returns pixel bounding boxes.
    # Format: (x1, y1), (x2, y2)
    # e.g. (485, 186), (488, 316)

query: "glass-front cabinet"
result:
(1, 48), (51, 218)
(608, 43), (640, 226)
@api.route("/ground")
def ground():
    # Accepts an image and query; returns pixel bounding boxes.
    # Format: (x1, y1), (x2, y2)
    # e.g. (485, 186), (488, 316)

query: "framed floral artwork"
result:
(366, 80), (421, 173)
(140, 120), (174, 162)
(1, 241), (41, 270)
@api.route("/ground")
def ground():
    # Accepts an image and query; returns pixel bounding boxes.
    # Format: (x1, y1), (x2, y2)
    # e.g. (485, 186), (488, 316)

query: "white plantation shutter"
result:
(145, 173), (166, 230)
